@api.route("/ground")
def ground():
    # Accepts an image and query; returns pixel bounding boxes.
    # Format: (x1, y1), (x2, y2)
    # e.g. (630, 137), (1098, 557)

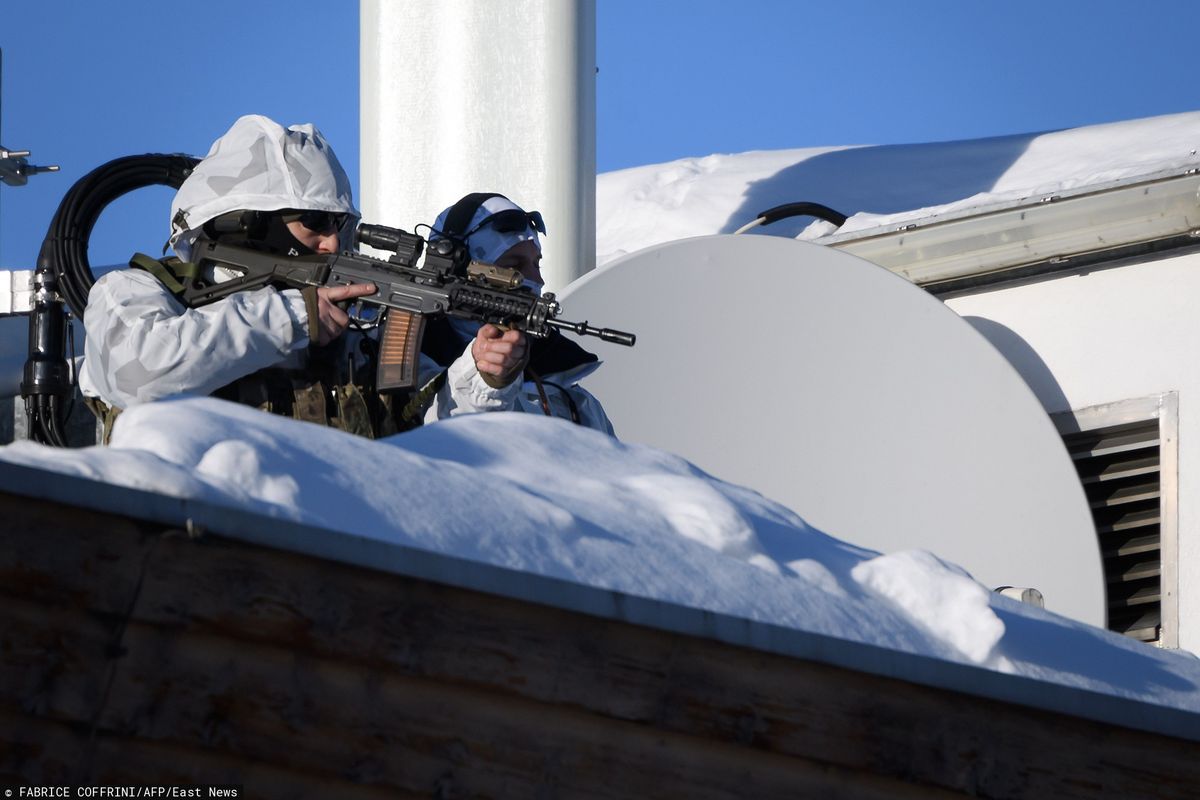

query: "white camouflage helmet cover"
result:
(169, 114), (358, 261)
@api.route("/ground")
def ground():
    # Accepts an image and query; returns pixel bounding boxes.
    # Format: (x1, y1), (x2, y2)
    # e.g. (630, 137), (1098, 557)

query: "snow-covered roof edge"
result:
(595, 111), (1200, 270)
(4, 456), (1199, 743)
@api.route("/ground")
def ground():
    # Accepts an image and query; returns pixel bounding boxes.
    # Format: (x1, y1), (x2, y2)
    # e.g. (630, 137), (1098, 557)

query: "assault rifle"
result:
(180, 223), (635, 390)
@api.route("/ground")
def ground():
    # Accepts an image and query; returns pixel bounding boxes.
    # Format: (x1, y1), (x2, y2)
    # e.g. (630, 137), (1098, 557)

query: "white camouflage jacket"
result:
(78, 268), (519, 424)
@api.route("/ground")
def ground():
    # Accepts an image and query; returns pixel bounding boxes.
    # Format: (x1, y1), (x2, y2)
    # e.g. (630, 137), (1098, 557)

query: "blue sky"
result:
(2, 0), (1198, 268)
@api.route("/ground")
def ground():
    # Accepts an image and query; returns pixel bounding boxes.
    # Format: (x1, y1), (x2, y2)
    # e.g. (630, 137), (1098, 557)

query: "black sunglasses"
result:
(463, 208), (547, 239)
(295, 210), (350, 235)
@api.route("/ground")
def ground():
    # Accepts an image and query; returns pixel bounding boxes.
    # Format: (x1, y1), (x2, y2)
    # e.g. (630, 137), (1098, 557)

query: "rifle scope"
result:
(356, 223), (424, 268)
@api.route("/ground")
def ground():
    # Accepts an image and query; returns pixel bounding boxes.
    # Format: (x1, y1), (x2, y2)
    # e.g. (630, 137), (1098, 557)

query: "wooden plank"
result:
(0, 594), (955, 799)
(0, 710), (420, 800)
(0, 593), (113, 724)
(0, 488), (155, 615)
(3, 490), (1200, 799)
(125, 527), (1200, 799)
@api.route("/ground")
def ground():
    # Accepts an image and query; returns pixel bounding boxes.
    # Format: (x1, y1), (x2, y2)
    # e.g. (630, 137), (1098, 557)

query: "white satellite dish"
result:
(562, 235), (1104, 626)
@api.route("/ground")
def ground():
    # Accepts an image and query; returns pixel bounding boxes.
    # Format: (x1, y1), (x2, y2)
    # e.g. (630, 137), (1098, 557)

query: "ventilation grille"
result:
(1062, 419), (1161, 643)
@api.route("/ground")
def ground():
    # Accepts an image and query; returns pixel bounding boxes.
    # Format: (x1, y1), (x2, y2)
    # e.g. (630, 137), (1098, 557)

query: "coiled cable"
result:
(24, 153), (198, 445)
(39, 153), (198, 318)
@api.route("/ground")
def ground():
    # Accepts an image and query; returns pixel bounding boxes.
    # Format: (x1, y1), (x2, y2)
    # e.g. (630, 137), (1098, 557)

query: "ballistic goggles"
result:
(463, 208), (547, 240)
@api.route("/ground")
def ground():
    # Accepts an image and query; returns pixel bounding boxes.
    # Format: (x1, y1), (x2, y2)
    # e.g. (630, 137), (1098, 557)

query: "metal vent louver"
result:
(1062, 419), (1162, 643)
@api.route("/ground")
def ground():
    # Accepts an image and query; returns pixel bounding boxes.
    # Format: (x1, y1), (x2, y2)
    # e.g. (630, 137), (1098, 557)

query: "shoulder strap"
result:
(83, 396), (122, 446)
(129, 252), (202, 298)
(398, 369), (449, 427)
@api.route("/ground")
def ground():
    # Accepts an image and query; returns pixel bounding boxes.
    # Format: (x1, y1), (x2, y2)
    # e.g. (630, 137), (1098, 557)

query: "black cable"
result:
(733, 201), (849, 235)
(25, 153), (198, 446)
(39, 153), (199, 318)
(754, 201), (848, 229)
(45, 395), (67, 447)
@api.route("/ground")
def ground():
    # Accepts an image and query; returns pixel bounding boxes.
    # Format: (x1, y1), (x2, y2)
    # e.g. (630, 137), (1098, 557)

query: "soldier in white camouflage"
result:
(79, 115), (528, 440)
(423, 192), (614, 435)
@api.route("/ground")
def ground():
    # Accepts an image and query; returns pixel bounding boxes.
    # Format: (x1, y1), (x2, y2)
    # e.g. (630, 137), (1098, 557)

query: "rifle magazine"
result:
(377, 309), (425, 391)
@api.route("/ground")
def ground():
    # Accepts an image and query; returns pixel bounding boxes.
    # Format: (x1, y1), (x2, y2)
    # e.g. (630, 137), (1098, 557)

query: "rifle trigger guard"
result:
(347, 300), (381, 329)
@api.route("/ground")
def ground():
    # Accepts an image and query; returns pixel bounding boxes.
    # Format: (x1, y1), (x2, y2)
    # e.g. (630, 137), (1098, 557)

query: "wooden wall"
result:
(1, 490), (1198, 798)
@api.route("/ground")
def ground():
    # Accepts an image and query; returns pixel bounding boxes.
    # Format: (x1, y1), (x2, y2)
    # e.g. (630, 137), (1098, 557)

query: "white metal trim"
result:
(828, 172), (1200, 287)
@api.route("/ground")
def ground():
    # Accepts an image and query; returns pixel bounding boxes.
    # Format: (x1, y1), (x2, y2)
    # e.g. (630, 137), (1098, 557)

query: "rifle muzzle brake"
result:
(546, 317), (636, 347)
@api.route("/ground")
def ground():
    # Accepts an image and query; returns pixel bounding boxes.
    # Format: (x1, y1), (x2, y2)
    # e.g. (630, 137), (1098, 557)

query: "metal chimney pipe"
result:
(361, 0), (596, 292)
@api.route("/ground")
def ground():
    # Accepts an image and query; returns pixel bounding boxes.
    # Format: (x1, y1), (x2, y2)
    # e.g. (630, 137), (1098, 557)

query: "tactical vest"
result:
(85, 254), (442, 442)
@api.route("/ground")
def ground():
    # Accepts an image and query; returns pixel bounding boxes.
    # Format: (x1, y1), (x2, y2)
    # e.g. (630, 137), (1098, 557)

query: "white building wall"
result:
(360, 0), (596, 292)
(945, 253), (1200, 651)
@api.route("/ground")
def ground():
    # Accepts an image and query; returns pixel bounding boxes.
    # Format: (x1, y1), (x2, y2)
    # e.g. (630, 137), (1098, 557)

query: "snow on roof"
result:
(596, 111), (1200, 264)
(1, 395), (1199, 730)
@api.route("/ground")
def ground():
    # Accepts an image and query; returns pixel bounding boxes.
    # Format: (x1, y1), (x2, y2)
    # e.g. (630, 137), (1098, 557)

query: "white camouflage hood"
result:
(169, 115), (358, 261)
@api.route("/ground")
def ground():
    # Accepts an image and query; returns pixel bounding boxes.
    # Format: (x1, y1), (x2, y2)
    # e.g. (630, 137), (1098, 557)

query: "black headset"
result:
(440, 192), (507, 241)
(203, 209), (270, 240)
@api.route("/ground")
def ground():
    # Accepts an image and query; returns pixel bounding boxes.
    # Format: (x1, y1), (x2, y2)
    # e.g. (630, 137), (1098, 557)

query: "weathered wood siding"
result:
(1, 490), (1198, 798)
